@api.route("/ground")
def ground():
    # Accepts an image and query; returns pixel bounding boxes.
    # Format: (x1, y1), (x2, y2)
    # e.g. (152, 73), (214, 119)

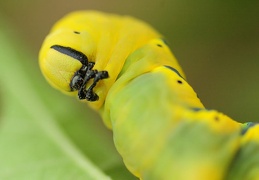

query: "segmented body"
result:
(39, 11), (259, 180)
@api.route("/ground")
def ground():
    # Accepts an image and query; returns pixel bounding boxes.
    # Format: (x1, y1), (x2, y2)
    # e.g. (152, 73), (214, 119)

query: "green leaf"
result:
(0, 16), (137, 180)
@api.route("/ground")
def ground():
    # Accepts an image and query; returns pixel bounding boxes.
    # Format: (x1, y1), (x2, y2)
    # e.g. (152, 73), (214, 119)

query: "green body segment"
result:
(102, 40), (186, 128)
(104, 64), (241, 179)
(226, 125), (259, 180)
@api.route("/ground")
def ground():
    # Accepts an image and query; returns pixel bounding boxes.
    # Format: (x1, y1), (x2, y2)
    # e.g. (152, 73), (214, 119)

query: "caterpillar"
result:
(39, 11), (259, 180)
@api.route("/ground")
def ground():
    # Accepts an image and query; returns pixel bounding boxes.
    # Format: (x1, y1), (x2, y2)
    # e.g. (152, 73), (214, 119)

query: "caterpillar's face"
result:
(39, 11), (181, 110)
(39, 29), (108, 102)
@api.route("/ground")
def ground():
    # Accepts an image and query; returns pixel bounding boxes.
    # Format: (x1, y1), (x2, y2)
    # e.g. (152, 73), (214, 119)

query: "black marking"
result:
(214, 116), (219, 121)
(177, 80), (183, 84)
(190, 108), (214, 112)
(70, 62), (109, 101)
(241, 122), (257, 135)
(156, 44), (163, 47)
(51, 45), (88, 65)
(51, 45), (109, 101)
(77, 70), (109, 101)
(191, 107), (203, 111)
(74, 31), (80, 34)
(164, 65), (185, 79)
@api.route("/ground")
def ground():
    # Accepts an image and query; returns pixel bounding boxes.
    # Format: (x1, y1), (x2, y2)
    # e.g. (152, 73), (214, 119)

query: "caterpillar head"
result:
(39, 11), (173, 110)
(39, 29), (108, 104)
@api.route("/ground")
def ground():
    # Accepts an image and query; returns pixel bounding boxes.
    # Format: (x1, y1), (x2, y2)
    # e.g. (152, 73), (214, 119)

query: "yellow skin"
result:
(39, 11), (165, 109)
(39, 11), (258, 180)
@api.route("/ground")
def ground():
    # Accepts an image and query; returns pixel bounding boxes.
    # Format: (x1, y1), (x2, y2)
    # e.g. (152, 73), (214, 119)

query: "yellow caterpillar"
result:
(39, 11), (259, 180)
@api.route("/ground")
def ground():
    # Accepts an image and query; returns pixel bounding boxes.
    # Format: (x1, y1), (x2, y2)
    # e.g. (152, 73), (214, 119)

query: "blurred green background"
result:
(1, 0), (259, 122)
(0, 0), (258, 179)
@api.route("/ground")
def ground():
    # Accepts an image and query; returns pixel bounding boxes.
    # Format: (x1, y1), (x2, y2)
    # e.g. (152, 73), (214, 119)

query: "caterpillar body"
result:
(39, 11), (259, 180)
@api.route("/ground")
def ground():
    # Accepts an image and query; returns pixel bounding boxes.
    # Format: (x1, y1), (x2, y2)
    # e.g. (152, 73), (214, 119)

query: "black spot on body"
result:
(156, 44), (163, 47)
(74, 31), (80, 34)
(214, 116), (219, 121)
(177, 80), (183, 84)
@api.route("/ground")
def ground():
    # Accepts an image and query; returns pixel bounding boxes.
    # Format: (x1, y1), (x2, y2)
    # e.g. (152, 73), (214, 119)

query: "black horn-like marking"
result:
(51, 45), (88, 65)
